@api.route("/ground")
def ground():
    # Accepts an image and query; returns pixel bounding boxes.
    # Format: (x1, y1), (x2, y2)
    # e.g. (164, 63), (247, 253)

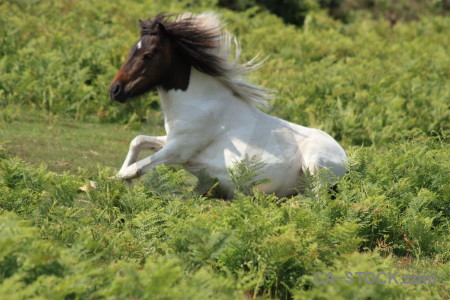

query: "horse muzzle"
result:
(109, 82), (128, 103)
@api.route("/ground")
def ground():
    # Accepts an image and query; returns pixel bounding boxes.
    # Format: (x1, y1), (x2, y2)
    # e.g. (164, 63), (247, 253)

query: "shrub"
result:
(218, 0), (320, 25)
(0, 135), (448, 298)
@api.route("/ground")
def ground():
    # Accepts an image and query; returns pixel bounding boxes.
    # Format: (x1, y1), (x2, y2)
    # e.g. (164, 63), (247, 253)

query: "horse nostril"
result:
(112, 83), (121, 96)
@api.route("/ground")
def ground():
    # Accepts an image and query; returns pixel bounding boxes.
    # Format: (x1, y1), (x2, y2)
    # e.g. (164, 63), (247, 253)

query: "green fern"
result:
(228, 154), (271, 195)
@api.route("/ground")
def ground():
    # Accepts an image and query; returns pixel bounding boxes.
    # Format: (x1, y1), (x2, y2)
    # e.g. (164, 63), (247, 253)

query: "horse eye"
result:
(143, 53), (153, 60)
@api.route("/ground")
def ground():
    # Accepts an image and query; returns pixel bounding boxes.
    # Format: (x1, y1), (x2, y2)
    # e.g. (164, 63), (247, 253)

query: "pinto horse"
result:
(109, 12), (347, 197)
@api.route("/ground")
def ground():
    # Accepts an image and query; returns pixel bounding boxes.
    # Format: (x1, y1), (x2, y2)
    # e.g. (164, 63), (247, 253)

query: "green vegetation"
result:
(218, 0), (448, 25)
(0, 115), (165, 174)
(0, 134), (448, 299)
(2, 0), (448, 146)
(0, 0), (449, 299)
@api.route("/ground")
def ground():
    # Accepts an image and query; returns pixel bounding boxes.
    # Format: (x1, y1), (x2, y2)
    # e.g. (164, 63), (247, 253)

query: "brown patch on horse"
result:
(112, 69), (130, 84)
(139, 13), (228, 77)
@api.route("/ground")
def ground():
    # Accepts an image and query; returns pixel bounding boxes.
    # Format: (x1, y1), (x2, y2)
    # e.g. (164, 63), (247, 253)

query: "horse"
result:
(109, 12), (347, 198)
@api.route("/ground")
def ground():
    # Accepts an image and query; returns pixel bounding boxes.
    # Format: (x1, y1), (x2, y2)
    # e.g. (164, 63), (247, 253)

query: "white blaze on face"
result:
(137, 40), (142, 49)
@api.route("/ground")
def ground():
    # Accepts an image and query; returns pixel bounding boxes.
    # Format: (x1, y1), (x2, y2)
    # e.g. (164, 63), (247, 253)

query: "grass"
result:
(0, 115), (165, 175)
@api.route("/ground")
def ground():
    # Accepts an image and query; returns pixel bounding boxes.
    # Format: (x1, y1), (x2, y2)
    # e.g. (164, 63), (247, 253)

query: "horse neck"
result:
(158, 68), (259, 132)
(159, 68), (226, 101)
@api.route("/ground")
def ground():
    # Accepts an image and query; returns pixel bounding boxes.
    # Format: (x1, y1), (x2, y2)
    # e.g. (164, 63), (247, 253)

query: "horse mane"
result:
(139, 12), (273, 109)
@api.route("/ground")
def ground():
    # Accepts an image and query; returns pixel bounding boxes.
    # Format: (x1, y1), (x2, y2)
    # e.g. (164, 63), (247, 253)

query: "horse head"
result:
(109, 13), (235, 103)
(109, 16), (191, 103)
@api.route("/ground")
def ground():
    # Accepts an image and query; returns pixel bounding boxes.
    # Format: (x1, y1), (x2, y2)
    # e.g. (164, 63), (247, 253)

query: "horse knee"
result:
(130, 135), (146, 150)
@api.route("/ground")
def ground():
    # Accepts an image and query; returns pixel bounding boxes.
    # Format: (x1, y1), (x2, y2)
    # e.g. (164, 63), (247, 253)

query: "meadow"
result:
(1, 0), (449, 299)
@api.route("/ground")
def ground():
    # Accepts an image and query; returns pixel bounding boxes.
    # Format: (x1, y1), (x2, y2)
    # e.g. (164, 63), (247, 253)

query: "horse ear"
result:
(157, 22), (166, 41)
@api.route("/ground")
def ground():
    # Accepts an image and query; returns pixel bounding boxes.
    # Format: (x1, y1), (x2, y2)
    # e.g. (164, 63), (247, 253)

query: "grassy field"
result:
(1, 0), (449, 299)
(0, 115), (165, 174)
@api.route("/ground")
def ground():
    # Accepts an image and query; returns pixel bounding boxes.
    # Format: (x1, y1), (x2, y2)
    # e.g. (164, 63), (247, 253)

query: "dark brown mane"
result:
(139, 13), (228, 77)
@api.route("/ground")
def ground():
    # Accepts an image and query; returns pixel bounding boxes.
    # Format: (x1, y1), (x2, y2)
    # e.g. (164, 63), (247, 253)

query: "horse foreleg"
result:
(118, 133), (207, 180)
(118, 135), (167, 177)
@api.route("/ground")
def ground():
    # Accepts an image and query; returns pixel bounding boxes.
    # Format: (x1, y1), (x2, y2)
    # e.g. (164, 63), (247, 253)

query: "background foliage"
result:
(1, 0), (448, 145)
(0, 0), (449, 299)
